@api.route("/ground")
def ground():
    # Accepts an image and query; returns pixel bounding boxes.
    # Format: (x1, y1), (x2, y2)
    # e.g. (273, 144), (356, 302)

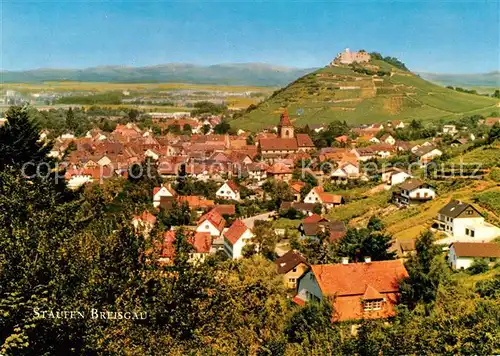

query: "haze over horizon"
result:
(2, 0), (499, 74)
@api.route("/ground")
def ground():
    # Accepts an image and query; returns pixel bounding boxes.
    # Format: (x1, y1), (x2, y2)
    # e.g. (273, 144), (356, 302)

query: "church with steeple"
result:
(258, 110), (315, 159)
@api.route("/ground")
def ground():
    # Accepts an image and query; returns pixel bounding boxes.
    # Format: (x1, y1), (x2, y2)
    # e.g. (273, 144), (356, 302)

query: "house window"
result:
(467, 210), (473, 215)
(466, 228), (470, 236)
(288, 278), (296, 283)
(364, 299), (383, 311)
(471, 230), (475, 238)
(205, 224), (209, 229)
(292, 267), (297, 272)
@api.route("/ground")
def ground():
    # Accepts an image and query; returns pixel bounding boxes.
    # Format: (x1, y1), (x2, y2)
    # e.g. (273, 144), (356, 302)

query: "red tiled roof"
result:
(310, 260), (408, 321)
(225, 180), (240, 192)
(197, 209), (226, 232)
(260, 138), (298, 151)
(311, 260), (408, 296)
(189, 232), (212, 253)
(289, 181), (306, 193)
(279, 111), (292, 126)
(303, 214), (325, 223)
(223, 219), (250, 245)
(161, 231), (176, 259)
(133, 210), (157, 225)
(485, 117), (500, 126)
(177, 196), (215, 209)
(213, 204), (236, 216)
(335, 135), (349, 143)
(296, 133), (315, 147)
(267, 162), (292, 174)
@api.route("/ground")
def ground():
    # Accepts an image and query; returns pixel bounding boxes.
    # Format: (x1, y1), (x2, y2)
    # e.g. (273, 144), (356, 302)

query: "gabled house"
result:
(448, 242), (500, 270)
(216, 180), (241, 201)
(295, 260), (409, 321)
(380, 167), (413, 187)
(299, 219), (346, 243)
(435, 200), (500, 241)
(266, 162), (293, 182)
(331, 162), (360, 180)
(414, 145), (443, 164)
(275, 250), (309, 289)
(379, 134), (396, 145)
(303, 186), (344, 210)
(153, 184), (177, 208)
(223, 219), (254, 259)
(196, 209), (226, 237)
(159, 230), (213, 265)
(392, 179), (435, 206)
(289, 181), (306, 202)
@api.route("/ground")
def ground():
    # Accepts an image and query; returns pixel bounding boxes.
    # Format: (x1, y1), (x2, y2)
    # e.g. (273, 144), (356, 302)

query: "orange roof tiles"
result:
(224, 219), (250, 245)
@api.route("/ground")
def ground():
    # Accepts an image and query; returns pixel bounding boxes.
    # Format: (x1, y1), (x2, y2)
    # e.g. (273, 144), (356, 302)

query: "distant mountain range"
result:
(0, 63), (317, 87)
(417, 71), (499, 88)
(2, 63), (498, 89)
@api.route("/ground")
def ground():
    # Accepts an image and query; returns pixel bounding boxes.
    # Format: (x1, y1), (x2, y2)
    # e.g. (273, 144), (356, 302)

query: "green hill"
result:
(231, 59), (499, 131)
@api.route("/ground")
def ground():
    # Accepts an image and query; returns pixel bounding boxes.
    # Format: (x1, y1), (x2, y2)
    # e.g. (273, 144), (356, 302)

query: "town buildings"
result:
(448, 242), (500, 270)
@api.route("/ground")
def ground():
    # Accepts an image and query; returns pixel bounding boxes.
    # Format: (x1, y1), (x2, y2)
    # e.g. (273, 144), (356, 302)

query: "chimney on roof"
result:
(364, 256), (372, 263)
(342, 257), (349, 265)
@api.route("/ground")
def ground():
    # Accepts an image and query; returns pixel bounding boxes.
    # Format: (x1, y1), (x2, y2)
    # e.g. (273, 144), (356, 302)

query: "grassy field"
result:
(0, 81), (275, 93)
(450, 144), (500, 167)
(231, 60), (499, 131)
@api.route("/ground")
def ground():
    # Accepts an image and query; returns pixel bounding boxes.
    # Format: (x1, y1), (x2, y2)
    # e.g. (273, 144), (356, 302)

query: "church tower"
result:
(278, 110), (294, 138)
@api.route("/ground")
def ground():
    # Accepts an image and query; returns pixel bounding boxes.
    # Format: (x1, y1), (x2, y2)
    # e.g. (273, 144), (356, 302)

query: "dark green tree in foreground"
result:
(399, 230), (448, 310)
(0, 106), (52, 171)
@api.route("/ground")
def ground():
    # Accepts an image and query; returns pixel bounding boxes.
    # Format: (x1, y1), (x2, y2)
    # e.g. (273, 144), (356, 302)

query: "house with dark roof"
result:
(223, 220), (253, 259)
(435, 200), (500, 241)
(275, 250), (309, 289)
(448, 242), (500, 270)
(392, 179), (435, 206)
(298, 218), (346, 243)
(295, 260), (409, 321)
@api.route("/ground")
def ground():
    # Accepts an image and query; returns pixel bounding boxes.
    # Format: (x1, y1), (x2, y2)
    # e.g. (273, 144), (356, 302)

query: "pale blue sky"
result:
(2, 0), (499, 73)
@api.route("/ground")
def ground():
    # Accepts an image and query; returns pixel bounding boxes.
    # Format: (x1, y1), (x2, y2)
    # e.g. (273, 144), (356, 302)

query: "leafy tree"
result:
(213, 119), (231, 134)
(468, 258), (489, 274)
(158, 201), (192, 229)
(487, 122), (500, 144)
(244, 220), (278, 259)
(286, 299), (335, 344)
(475, 274), (500, 299)
(367, 216), (384, 231)
(492, 89), (500, 98)
(399, 230), (447, 310)
(201, 124), (211, 135)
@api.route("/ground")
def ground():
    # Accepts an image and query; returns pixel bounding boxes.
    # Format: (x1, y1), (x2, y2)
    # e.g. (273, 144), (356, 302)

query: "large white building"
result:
(435, 200), (500, 242)
(223, 220), (254, 259)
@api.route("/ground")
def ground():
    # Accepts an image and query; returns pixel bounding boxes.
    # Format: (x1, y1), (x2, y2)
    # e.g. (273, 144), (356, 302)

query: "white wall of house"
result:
(223, 229), (254, 259)
(448, 247), (475, 270)
(304, 188), (321, 204)
(153, 186), (175, 208)
(216, 183), (240, 201)
(407, 187), (436, 200)
(196, 220), (222, 237)
(145, 149), (159, 160)
(390, 172), (412, 186)
(98, 156), (112, 166)
(67, 175), (92, 189)
(296, 270), (323, 302)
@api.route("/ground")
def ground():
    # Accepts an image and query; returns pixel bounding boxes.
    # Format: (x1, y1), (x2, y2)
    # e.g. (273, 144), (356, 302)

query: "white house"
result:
(331, 162), (360, 180)
(448, 242), (500, 270)
(223, 219), (254, 259)
(392, 179), (436, 206)
(152, 184), (177, 208)
(380, 134), (396, 145)
(216, 180), (241, 201)
(304, 186), (344, 210)
(413, 145), (443, 164)
(196, 209), (226, 237)
(435, 200), (500, 242)
(380, 167), (413, 187)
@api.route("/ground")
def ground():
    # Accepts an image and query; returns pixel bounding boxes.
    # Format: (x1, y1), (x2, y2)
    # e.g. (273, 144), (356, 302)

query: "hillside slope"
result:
(232, 60), (499, 131)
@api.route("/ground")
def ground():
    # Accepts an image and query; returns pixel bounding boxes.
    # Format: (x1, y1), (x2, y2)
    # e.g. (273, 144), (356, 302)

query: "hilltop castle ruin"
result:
(330, 48), (371, 65)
